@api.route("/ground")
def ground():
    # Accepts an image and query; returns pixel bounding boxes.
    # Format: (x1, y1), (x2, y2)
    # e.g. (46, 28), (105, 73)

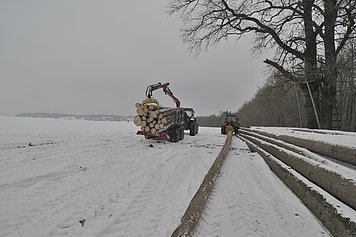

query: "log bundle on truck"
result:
(134, 82), (199, 142)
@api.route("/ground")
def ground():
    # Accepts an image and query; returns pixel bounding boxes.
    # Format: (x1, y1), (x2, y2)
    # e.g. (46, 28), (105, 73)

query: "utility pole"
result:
(305, 79), (321, 129)
(293, 68), (303, 127)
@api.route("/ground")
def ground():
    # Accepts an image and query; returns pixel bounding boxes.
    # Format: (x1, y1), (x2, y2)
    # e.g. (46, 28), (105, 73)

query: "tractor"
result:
(221, 113), (240, 135)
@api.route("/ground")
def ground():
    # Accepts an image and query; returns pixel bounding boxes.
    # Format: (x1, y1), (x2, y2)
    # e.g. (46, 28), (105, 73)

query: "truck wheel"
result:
(169, 129), (179, 142)
(179, 129), (184, 140)
(190, 121), (197, 136)
(195, 123), (199, 135)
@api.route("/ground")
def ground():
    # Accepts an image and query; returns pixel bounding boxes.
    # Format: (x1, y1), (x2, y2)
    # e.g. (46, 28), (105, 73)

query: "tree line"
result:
(198, 39), (355, 131)
(196, 112), (231, 127)
(237, 39), (355, 131)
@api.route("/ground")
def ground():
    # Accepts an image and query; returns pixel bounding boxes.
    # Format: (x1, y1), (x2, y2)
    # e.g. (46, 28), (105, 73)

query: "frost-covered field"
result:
(0, 116), (334, 236)
(250, 126), (356, 149)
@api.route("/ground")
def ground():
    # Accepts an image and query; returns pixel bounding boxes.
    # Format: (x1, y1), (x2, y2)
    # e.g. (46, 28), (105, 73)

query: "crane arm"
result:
(145, 82), (181, 108)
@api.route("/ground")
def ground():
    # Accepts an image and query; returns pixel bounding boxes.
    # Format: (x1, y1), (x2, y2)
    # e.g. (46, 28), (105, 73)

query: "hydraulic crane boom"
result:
(145, 82), (181, 107)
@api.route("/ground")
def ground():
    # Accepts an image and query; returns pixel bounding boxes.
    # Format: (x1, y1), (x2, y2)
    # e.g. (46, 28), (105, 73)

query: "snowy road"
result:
(0, 117), (331, 236)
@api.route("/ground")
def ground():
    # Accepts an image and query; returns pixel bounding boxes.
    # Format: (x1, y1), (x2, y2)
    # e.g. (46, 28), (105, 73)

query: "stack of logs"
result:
(134, 102), (178, 134)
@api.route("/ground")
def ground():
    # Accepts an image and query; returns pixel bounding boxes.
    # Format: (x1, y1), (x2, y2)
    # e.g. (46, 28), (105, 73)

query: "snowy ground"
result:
(249, 126), (356, 149)
(0, 116), (336, 236)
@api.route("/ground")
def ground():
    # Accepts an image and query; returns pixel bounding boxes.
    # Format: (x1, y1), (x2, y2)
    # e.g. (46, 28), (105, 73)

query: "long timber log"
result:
(171, 130), (233, 236)
(134, 100), (181, 135)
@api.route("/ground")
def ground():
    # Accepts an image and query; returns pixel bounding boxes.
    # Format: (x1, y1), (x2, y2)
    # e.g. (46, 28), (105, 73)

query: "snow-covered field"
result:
(0, 116), (334, 236)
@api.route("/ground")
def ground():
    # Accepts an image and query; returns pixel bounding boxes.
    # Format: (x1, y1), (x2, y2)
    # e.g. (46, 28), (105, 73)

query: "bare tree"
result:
(170, 0), (356, 128)
(319, 0), (356, 128)
(236, 39), (356, 130)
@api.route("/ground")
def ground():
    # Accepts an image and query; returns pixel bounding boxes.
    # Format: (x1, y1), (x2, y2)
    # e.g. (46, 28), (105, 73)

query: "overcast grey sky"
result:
(0, 0), (269, 116)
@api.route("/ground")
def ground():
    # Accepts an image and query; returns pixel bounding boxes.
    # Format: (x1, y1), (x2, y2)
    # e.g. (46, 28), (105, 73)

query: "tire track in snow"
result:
(96, 151), (185, 237)
(47, 138), (211, 237)
(102, 165), (162, 236)
(47, 138), (162, 236)
(0, 135), (139, 237)
(94, 136), (222, 237)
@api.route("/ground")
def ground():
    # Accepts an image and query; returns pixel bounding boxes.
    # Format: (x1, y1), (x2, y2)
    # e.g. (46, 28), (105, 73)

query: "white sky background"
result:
(0, 0), (269, 116)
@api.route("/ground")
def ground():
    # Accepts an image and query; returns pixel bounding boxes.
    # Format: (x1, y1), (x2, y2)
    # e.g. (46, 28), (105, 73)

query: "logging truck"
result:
(134, 82), (199, 142)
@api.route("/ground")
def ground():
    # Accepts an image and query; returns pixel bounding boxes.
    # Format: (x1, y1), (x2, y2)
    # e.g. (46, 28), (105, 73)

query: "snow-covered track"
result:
(238, 130), (356, 237)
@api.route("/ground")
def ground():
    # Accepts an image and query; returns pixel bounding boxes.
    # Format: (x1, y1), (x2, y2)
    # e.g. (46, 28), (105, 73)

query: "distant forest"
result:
(17, 113), (132, 122)
(196, 113), (226, 127)
(199, 40), (356, 132)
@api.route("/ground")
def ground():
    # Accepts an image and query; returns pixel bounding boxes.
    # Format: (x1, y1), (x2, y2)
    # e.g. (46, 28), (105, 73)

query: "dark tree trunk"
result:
(319, 84), (336, 129)
(302, 0), (320, 128)
(321, 0), (338, 129)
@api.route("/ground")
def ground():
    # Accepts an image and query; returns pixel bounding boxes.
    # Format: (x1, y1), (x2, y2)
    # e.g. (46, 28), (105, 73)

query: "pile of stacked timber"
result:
(133, 101), (178, 134)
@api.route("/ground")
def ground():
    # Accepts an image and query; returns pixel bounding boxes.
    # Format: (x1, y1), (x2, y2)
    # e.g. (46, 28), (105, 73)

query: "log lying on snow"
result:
(134, 102), (179, 134)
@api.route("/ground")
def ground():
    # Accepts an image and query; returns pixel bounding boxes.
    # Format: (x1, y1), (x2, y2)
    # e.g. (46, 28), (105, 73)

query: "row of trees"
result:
(237, 76), (304, 128)
(196, 111), (234, 127)
(196, 114), (223, 127)
(170, 0), (356, 129)
(336, 41), (356, 130)
(237, 40), (356, 131)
